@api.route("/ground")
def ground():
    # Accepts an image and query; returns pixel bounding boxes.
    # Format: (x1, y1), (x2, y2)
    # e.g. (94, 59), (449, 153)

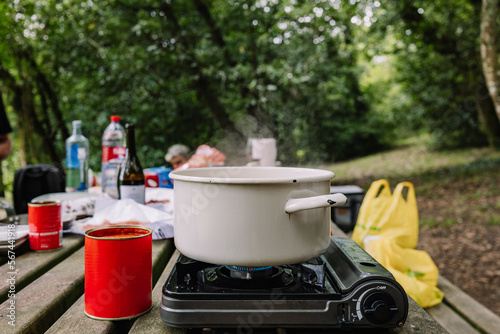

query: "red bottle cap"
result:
(110, 115), (120, 122)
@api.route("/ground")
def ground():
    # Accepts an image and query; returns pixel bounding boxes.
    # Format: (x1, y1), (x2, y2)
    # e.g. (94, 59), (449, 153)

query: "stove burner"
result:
(224, 265), (273, 280)
(225, 265), (273, 271)
(200, 265), (294, 290)
(161, 238), (409, 329)
(170, 255), (329, 294)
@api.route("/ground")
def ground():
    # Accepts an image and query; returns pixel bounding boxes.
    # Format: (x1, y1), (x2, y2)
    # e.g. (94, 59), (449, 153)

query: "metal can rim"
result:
(28, 200), (62, 207)
(84, 225), (153, 240)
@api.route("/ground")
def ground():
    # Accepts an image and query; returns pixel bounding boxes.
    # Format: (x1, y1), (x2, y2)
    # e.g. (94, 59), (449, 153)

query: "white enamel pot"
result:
(169, 166), (347, 267)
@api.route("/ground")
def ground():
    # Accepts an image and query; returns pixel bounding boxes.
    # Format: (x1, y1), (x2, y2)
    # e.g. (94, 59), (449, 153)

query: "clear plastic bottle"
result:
(65, 120), (89, 192)
(101, 115), (126, 198)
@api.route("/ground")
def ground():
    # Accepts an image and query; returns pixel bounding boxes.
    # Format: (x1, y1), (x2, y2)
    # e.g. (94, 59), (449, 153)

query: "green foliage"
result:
(1, 0), (397, 174)
(376, 0), (490, 149)
(487, 216), (500, 226)
(420, 218), (438, 228)
(1, 0), (498, 197)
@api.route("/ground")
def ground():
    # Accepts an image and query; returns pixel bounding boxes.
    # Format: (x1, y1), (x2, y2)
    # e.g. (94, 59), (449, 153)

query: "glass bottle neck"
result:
(126, 126), (136, 157)
(72, 124), (82, 136)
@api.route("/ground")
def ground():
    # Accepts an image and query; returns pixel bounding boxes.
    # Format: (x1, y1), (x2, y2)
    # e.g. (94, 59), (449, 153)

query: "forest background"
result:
(1, 0), (500, 198)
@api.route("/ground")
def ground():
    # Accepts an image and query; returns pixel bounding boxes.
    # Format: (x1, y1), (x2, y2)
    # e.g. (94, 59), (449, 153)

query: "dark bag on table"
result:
(13, 164), (65, 214)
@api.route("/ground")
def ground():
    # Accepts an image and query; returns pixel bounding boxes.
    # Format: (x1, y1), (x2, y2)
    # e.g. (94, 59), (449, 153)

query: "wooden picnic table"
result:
(0, 220), (497, 334)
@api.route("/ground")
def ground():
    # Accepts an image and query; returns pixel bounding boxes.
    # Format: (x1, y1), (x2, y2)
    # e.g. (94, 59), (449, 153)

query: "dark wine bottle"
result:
(118, 123), (145, 204)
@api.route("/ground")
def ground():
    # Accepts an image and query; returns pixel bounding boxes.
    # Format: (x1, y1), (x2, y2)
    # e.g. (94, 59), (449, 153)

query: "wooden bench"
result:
(427, 276), (500, 334)
(0, 223), (494, 334)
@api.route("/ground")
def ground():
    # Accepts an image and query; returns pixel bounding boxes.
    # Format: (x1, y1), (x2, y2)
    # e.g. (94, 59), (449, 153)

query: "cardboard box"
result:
(144, 167), (173, 188)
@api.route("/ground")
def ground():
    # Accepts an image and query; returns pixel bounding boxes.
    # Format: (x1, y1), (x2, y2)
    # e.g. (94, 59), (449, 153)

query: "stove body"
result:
(161, 238), (408, 330)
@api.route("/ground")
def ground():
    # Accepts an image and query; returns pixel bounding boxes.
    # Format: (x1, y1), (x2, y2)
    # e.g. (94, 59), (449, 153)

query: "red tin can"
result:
(84, 225), (153, 320)
(28, 201), (63, 251)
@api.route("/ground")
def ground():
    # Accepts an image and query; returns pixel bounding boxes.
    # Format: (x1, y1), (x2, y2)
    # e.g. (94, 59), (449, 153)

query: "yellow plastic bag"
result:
(352, 179), (419, 249)
(365, 238), (444, 308)
(352, 179), (444, 308)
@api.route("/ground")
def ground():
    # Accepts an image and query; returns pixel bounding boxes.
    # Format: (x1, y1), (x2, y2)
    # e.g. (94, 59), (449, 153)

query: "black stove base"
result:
(161, 238), (408, 330)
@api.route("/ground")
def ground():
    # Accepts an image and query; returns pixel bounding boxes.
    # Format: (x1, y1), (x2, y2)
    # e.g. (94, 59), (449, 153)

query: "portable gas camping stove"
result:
(161, 238), (408, 330)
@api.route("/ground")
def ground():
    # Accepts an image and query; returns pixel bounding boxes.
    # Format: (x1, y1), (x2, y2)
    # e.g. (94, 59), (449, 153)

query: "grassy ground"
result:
(320, 135), (500, 315)
(322, 135), (500, 228)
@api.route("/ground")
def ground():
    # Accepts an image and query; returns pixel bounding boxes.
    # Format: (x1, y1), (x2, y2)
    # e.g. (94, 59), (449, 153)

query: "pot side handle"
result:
(285, 193), (348, 214)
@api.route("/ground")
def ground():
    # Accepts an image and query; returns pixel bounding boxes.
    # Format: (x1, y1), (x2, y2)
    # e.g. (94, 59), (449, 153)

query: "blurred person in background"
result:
(0, 91), (12, 161)
(165, 144), (226, 170)
(165, 144), (190, 169)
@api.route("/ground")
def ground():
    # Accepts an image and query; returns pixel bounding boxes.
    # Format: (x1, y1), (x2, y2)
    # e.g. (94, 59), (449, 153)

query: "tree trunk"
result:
(0, 161), (4, 198)
(2, 50), (65, 169)
(476, 77), (500, 148)
(481, 0), (500, 121)
(192, 0), (235, 67)
(25, 51), (69, 141)
(17, 120), (27, 167)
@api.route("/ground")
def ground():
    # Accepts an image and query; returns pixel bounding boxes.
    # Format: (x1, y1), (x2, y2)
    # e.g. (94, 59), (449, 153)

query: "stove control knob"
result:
(362, 291), (399, 325)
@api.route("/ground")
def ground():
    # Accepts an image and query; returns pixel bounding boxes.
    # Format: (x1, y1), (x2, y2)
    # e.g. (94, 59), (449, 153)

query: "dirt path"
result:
(418, 221), (500, 315)
(415, 174), (500, 316)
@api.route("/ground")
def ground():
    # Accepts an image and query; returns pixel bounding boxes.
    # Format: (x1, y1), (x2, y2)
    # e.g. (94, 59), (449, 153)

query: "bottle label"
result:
(66, 168), (81, 189)
(120, 185), (145, 204)
(102, 160), (122, 199)
(67, 144), (80, 167)
(102, 146), (126, 163)
(66, 143), (88, 191)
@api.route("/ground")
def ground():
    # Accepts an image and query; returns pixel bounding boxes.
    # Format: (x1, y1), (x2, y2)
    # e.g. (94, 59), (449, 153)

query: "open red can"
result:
(28, 201), (63, 251)
(84, 225), (152, 320)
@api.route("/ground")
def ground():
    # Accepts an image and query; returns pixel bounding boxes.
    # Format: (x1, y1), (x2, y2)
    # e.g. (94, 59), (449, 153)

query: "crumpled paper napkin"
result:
(67, 197), (174, 240)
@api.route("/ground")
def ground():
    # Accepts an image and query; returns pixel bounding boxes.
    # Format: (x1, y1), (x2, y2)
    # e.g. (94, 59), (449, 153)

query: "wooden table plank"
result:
(0, 235), (84, 304)
(45, 239), (175, 334)
(427, 301), (478, 334)
(0, 247), (85, 334)
(129, 249), (186, 334)
(152, 239), (176, 287)
(45, 295), (121, 334)
(0, 239), (30, 266)
(437, 276), (500, 334)
(0, 214), (30, 266)
(397, 297), (448, 334)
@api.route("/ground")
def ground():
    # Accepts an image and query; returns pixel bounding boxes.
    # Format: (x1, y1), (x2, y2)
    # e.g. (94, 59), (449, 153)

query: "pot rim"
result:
(169, 166), (335, 184)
